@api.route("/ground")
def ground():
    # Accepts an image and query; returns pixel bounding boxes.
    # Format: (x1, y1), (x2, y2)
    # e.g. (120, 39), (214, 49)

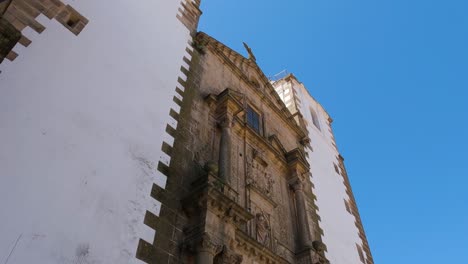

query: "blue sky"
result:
(199, 0), (468, 263)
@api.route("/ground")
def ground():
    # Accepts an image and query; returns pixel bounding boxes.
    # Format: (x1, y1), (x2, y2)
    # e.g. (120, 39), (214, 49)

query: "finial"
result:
(243, 42), (257, 62)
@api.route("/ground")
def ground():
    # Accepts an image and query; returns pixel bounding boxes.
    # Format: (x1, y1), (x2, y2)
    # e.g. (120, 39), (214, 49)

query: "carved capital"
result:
(195, 233), (219, 255)
(218, 115), (233, 129)
(214, 245), (243, 264)
(290, 178), (304, 192)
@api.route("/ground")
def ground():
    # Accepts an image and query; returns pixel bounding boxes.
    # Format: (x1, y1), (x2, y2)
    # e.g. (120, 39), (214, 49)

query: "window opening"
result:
(247, 106), (261, 134)
(310, 107), (321, 131)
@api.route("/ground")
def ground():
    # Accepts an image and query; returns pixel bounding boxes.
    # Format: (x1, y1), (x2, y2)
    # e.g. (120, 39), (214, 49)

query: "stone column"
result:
(195, 234), (218, 264)
(291, 177), (312, 250)
(218, 115), (232, 183)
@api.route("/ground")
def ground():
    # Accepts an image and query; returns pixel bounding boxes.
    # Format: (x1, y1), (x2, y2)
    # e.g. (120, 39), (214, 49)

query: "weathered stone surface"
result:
(151, 31), (329, 263)
(0, 17), (20, 63)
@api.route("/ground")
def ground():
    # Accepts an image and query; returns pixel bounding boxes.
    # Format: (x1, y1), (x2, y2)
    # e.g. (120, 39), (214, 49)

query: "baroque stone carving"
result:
(214, 245), (243, 264)
(246, 159), (275, 199)
(242, 42), (256, 62)
(195, 233), (219, 256)
(255, 211), (271, 247)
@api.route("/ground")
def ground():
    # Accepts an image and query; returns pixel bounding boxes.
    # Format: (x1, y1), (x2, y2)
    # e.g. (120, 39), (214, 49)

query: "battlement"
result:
(0, 0), (87, 64)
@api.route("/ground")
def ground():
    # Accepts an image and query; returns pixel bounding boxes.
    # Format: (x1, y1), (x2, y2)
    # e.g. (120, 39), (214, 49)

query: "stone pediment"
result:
(268, 135), (287, 155)
(195, 32), (305, 133)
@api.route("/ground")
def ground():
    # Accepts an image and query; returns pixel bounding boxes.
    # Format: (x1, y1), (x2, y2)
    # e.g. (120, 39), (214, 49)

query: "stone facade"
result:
(146, 32), (329, 264)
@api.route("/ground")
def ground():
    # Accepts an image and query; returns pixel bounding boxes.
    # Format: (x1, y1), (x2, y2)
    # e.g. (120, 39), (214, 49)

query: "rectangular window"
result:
(247, 106), (261, 134)
(310, 108), (321, 131)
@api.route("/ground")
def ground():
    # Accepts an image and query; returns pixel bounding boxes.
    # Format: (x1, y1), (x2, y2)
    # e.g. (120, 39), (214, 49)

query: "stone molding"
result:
(235, 229), (289, 264)
(182, 172), (254, 226)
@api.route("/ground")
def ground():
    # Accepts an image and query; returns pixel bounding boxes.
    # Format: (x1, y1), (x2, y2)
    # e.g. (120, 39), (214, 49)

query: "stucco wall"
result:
(0, 0), (193, 263)
(273, 77), (366, 264)
(297, 82), (364, 264)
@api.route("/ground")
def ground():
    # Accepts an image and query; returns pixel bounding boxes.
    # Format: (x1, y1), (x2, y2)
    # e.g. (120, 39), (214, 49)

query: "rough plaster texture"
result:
(273, 77), (366, 264)
(0, 0), (192, 263)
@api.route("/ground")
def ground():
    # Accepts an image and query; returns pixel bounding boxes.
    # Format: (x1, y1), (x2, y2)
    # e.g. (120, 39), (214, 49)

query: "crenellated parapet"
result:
(177, 0), (202, 34)
(0, 0), (88, 64)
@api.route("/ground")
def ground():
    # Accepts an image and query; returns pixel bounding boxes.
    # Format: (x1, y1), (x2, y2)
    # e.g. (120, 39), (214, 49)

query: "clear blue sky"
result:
(199, 1), (468, 263)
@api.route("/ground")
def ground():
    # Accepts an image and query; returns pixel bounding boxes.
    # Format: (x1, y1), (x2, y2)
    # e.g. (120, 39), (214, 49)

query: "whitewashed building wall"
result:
(0, 0), (196, 263)
(273, 76), (366, 264)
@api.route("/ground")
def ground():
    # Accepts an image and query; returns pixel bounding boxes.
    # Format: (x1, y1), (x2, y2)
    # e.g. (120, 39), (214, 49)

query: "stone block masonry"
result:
(0, 0), (88, 64)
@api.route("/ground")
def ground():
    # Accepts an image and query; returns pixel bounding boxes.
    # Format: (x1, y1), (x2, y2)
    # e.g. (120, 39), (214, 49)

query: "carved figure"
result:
(242, 42), (257, 62)
(256, 212), (271, 246)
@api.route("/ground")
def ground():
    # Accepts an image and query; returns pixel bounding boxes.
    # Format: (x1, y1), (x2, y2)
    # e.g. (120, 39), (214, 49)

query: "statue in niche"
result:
(256, 211), (271, 247)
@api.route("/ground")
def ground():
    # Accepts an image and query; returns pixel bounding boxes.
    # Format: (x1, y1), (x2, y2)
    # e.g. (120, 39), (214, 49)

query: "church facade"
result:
(0, 1), (372, 263)
(140, 32), (329, 264)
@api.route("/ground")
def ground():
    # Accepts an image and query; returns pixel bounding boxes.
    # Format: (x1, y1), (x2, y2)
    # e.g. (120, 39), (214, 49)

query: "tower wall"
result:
(273, 76), (373, 264)
(0, 0), (200, 263)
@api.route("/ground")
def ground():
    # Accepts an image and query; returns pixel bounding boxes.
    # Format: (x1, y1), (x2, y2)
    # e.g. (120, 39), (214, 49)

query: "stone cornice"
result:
(246, 183), (278, 208)
(268, 134), (287, 154)
(286, 148), (310, 173)
(235, 229), (289, 264)
(182, 172), (254, 226)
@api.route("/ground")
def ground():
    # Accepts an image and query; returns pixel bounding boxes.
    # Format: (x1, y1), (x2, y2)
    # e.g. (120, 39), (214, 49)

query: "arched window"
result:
(310, 107), (321, 131)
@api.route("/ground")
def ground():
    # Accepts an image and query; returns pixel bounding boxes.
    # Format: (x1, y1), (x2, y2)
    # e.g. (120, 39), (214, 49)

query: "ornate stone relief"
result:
(246, 157), (275, 200)
(255, 211), (271, 247)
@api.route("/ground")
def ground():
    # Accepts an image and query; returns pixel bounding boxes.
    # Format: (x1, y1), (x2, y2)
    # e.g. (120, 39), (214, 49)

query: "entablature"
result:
(235, 229), (290, 264)
(182, 170), (254, 227)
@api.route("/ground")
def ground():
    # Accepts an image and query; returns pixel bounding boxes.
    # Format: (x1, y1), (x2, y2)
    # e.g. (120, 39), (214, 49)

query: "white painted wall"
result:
(0, 0), (192, 263)
(274, 77), (365, 264)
